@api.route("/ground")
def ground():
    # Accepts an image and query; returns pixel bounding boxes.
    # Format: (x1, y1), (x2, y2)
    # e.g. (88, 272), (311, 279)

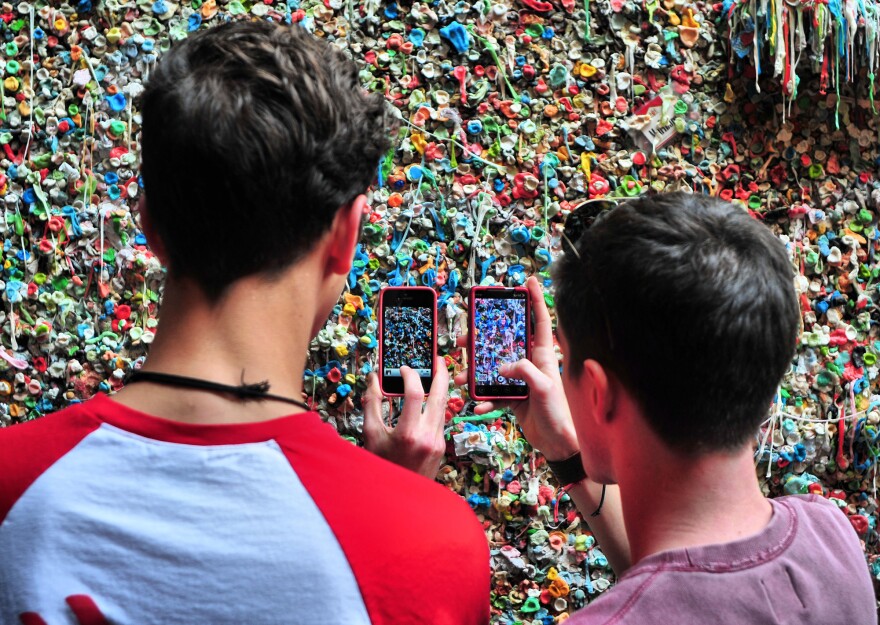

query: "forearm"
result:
(567, 479), (631, 575)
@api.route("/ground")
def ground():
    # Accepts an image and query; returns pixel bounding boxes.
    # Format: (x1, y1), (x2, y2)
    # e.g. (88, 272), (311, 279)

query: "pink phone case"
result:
(468, 286), (531, 401)
(378, 286), (437, 397)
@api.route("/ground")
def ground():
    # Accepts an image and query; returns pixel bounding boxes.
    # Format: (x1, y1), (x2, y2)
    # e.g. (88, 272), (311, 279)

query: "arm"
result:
(566, 480), (630, 574)
(456, 276), (631, 574)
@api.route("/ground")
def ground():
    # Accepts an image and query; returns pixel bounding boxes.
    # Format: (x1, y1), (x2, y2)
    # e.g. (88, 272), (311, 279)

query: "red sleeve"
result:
(0, 402), (102, 525)
(277, 422), (490, 625)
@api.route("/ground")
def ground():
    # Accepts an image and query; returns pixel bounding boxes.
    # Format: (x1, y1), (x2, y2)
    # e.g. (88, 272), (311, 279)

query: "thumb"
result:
(424, 357), (451, 434)
(499, 359), (551, 395)
(362, 373), (388, 445)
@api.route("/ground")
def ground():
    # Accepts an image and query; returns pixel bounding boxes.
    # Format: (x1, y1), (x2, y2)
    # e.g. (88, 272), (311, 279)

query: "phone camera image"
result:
(382, 306), (433, 378)
(474, 296), (528, 388)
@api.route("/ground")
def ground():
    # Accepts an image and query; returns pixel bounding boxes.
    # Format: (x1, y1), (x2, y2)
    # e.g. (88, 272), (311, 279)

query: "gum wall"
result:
(0, 0), (878, 621)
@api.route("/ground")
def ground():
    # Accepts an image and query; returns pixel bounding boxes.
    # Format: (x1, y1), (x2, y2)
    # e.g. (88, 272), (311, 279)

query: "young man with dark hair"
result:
(0, 21), (488, 625)
(458, 193), (875, 623)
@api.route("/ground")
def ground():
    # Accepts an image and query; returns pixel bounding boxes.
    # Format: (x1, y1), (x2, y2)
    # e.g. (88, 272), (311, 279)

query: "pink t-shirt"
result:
(570, 495), (876, 625)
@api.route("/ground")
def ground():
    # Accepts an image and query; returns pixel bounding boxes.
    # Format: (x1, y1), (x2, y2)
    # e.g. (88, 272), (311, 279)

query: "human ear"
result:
(583, 359), (614, 425)
(137, 196), (167, 263)
(325, 194), (368, 276)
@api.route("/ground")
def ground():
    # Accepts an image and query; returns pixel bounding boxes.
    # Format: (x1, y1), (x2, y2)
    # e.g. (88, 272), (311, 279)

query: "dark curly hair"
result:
(140, 20), (392, 299)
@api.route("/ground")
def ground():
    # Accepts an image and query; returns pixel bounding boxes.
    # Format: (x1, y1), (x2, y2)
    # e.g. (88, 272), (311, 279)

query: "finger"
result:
(473, 401), (503, 414)
(362, 373), (388, 442)
(526, 276), (554, 350)
(397, 366), (427, 434)
(455, 333), (469, 348)
(453, 367), (468, 387)
(499, 358), (552, 395)
(424, 357), (450, 434)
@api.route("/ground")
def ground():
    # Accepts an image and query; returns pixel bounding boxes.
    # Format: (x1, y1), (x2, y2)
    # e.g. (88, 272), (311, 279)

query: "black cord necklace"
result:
(126, 370), (311, 411)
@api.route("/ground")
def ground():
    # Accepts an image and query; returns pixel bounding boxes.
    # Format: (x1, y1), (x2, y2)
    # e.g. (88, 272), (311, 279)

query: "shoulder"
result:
(565, 572), (663, 625)
(779, 493), (857, 534)
(779, 495), (874, 595)
(780, 492), (844, 513)
(275, 418), (489, 625)
(776, 495), (875, 623)
(776, 494), (865, 553)
(278, 416), (484, 536)
(780, 492), (838, 510)
(0, 400), (103, 524)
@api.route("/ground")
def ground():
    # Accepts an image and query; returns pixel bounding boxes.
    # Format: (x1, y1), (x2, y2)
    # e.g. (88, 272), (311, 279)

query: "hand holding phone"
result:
(456, 277), (579, 461)
(363, 360), (449, 479)
(468, 286), (530, 400)
(378, 286), (437, 396)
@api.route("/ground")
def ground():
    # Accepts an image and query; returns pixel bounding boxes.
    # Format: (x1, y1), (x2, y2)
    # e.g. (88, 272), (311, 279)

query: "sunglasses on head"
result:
(559, 197), (624, 352)
(561, 198), (623, 259)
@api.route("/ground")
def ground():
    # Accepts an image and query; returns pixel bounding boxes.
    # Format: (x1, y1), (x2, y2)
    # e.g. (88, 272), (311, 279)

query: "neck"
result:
(113, 273), (322, 424)
(617, 441), (772, 565)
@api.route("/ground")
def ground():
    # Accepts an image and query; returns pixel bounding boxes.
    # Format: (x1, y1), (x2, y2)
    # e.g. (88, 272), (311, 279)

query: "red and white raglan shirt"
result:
(0, 394), (490, 625)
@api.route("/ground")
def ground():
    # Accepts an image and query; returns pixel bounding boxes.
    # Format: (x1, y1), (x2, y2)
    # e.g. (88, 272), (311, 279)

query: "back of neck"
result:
(113, 276), (317, 425)
(619, 445), (772, 565)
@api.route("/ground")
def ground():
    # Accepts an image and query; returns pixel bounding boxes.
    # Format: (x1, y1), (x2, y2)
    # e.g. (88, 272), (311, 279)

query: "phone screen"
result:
(380, 288), (435, 395)
(472, 289), (529, 398)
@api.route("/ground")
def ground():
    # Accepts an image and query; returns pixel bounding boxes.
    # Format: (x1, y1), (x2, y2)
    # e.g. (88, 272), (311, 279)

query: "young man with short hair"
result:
(0, 21), (488, 625)
(459, 193), (875, 623)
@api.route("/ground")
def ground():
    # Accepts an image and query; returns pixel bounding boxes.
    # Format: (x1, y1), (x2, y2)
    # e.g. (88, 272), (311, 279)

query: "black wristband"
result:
(546, 451), (588, 487)
(590, 484), (606, 517)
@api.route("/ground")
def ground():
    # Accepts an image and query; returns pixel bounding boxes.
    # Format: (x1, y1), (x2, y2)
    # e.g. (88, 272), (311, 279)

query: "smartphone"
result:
(379, 286), (437, 396)
(468, 286), (531, 400)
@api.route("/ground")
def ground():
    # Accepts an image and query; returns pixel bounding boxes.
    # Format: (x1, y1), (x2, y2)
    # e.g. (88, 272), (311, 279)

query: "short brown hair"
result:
(140, 20), (392, 299)
(555, 193), (799, 452)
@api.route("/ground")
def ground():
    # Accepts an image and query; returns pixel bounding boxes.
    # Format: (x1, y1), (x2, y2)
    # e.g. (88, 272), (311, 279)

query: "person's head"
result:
(139, 20), (391, 324)
(554, 193), (799, 482)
